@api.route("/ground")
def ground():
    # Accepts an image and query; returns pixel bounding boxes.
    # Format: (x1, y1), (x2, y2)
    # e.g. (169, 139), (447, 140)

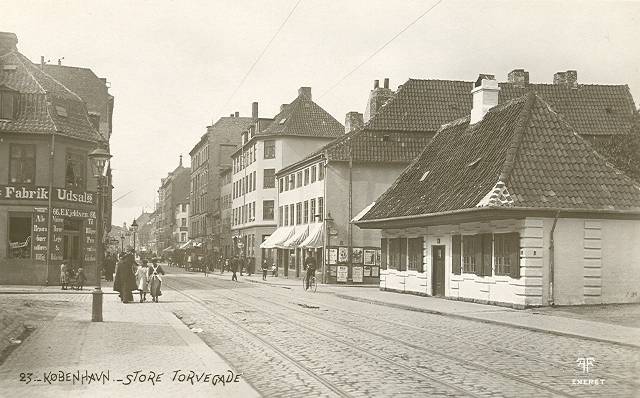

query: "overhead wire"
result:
(318, 0), (445, 100)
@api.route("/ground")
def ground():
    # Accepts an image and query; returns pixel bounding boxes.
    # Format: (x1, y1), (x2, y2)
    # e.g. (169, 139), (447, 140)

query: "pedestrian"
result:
(113, 250), (137, 303)
(303, 251), (317, 291)
(271, 264), (277, 277)
(148, 258), (165, 302)
(60, 262), (69, 290)
(136, 260), (150, 302)
(261, 259), (269, 281)
(231, 255), (239, 281)
(75, 267), (87, 290)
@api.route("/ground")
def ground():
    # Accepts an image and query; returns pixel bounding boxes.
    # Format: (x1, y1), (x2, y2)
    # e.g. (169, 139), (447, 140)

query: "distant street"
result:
(161, 269), (639, 397)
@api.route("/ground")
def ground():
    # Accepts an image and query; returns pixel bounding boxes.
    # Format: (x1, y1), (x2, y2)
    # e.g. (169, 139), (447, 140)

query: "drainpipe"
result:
(548, 211), (560, 306)
(348, 146), (353, 280)
(45, 132), (55, 285)
(322, 159), (327, 284)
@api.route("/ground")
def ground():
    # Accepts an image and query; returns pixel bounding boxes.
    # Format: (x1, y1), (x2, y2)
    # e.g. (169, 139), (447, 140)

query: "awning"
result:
(162, 246), (174, 253)
(300, 222), (323, 248)
(260, 226), (294, 249)
(279, 225), (309, 249)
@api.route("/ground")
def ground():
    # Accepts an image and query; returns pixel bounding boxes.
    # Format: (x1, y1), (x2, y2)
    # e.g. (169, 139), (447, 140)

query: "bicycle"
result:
(303, 273), (317, 293)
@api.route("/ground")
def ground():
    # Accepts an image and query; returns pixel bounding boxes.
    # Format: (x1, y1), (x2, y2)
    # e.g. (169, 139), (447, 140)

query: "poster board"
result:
(337, 265), (348, 282)
(352, 247), (363, 264)
(363, 249), (375, 266)
(352, 265), (364, 283)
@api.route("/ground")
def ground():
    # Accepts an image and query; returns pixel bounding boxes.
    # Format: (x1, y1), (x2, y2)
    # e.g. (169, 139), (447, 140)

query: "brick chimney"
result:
(470, 74), (500, 124)
(554, 70), (577, 88)
(280, 103), (289, 113)
(508, 69), (529, 88)
(364, 78), (394, 122)
(344, 112), (364, 133)
(252, 102), (259, 120)
(234, 111), (239, 117)
(298, 87), (312, 100)
(0, 32), (18, 55)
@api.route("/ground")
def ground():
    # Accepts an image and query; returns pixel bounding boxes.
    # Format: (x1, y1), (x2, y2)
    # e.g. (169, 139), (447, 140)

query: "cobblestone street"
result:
(164, 272), (640, 397)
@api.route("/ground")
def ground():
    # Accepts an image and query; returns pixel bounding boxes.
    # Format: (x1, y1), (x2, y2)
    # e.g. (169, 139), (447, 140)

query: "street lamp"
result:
(88, 146), (111, 322)
(323, 212), (334, 284)
(131, 219), (138, 253)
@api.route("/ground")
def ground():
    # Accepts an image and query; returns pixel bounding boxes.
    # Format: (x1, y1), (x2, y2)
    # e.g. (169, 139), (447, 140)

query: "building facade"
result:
(156, 156), (190, 252)
(219, 166), (233, 258)
(232, 87), (344, 271)
(0, 32), (111, 284)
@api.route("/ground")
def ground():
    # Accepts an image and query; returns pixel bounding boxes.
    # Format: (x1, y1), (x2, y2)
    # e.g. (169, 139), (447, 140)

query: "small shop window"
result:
(9, 144), (36, 185)
(388, 238), (407, 271)
(8, 214), (32, 258)
(407, 237), (424, 272)
(462, 235), (480, 274)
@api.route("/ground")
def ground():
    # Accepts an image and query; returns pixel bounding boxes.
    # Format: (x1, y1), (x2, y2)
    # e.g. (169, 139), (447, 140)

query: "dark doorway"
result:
(431, 245), (446, 296)
(63, 218), (82, 268)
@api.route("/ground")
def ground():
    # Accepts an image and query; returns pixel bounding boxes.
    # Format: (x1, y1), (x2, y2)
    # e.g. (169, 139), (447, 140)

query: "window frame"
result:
(263, 168), (276, 189)
(9, 144), (36, 185)
(264, 140), (275, 159)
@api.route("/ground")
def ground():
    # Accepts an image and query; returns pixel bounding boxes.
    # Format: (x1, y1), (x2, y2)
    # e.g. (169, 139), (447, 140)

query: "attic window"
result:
(55, 106), (67, 117)
(420, 171), (430, 181)
(279, 118), (287, 125)
(467, 157), (481, 168)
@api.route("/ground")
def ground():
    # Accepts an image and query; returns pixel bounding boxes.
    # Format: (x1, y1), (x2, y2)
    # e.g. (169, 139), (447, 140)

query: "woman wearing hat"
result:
(113, 250), (137, 303)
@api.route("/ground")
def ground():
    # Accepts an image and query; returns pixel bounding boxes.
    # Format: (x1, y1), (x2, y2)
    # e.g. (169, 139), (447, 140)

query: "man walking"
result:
(303, 251), (317, 290)
(231, 255), (239, 282)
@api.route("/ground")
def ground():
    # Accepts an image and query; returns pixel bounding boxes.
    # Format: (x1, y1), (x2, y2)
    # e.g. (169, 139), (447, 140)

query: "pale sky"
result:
(4, 0), (640, 226)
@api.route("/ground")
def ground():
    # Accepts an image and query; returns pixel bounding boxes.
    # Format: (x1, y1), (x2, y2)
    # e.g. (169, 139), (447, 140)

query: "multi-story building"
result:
(219, 166), (233, 258)
(232, 87), (344, 271)
(188, 113), (252, 258)
(174, 201), (189, 245)
(156, 156), (190, 252)
(0, 32), (112, 284)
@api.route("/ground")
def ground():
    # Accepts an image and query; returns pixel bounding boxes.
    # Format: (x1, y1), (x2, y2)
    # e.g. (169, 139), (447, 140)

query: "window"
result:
(310, 199), (316, 223)
(289, 204), (294, 225)
(318, 197), (324, 222)
(0, 90), (17, 120)
(284, 205), (289, 226)
(296, 202), (302, 225)
(304, 169), (309, 185)
(181, 218), (187, 227)
(408, 238), (423, 272)
(279, 206), (283, 226)
(261, 201), (273, 221)
(264, 140), (275, 159)
(9, 144), (35, 185)
(248, 173), (252, 192)
(303, 201), (309, 224)
(318, 164), (324, 180)
(253, 171), (256, 191)
(65, 151), (86, 190)
(279, 178), (284, 192)
(296, 171), (303, 188)
(494, 233), (520, 278)
(288, 174), (295, 190)
(180, 232), (187, 242)
(388, 238), (407, 271)
(7, 214), (31, 259)
(263, 169), (275, 188)
(462, 235), (479, 274)
(311, 165), (317, 183)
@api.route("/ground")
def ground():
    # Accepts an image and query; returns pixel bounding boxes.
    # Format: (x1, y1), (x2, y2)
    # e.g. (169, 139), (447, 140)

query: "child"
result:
(261, 259), (269, 281)
(136, 260), (150, 302)
(60, 263), (68, 290)
(75, 267), (87, 290)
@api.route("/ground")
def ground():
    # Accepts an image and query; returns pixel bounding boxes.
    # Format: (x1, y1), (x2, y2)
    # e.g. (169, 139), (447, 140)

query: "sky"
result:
(4, 0), (640, 226)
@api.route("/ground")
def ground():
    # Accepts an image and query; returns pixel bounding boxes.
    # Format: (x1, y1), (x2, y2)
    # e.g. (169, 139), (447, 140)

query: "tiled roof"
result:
(257, 95), (344, 138)
(210, 116), (254, 133)
(359, 92), (640, 222)
(43, 64), (112, 116)
(0, 49), (103, 142)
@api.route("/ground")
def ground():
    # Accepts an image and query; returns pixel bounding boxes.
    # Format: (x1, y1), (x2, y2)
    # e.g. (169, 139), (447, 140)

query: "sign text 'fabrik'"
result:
(0, 186), (95, 205)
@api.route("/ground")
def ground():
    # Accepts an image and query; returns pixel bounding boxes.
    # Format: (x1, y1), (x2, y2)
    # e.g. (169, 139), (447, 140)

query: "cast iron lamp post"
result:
(88, 147), (111, 322)
(131, 219), (138, 253)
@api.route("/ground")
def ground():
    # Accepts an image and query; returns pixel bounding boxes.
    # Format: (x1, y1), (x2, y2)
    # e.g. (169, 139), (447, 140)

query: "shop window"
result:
(7, 214), (32, 258)
(263, 169), (275, 188)
(65, 151), (86, 190)
(494, 232), (520, 278)
(408, 237), (423, 272)
(9, 144), (36, 185)
(264, 140), (275, 159)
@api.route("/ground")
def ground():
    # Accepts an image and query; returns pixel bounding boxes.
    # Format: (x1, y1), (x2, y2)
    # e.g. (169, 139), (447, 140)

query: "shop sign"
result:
(352, 266), (364, 283)
(0, 185), (95, 205)
(337, 265), (348, 282)
(32, 208), (48, 262)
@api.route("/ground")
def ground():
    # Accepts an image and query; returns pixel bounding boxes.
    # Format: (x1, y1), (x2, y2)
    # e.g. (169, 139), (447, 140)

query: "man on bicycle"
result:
(303, 251), (317, 290)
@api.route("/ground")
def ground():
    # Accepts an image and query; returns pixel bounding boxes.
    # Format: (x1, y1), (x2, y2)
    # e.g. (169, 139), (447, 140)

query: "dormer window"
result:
(0, 89), (17, 120)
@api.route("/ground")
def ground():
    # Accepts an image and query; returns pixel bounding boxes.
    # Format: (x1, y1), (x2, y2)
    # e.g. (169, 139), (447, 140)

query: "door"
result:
(431, 245), (446, 296)
(63, 233), (81, 267)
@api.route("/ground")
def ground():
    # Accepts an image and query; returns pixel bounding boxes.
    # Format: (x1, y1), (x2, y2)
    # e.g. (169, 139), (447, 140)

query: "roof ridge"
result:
(498, 92), (537, 184)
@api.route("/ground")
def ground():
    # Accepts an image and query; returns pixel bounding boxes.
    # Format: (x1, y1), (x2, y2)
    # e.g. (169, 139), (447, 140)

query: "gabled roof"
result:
(42, 64), (111, 116)
(0, 47), (103, 142)
(257, 94), (343, 138)
(358, 93), (640, 223)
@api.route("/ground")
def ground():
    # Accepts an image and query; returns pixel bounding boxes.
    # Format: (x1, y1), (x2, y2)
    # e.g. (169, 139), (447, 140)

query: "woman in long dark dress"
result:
(113, 252), (136, 303)
(148, 258), (165, 303)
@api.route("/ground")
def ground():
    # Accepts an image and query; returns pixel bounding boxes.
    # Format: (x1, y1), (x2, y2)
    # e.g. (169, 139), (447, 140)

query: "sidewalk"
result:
(0, 288), (259, 398)
(228, 272), (640, 348)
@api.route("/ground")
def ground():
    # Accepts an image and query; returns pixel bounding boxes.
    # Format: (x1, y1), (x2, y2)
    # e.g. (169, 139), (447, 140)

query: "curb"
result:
(335, 294), (640, 349)
(242, 277), (379, 289)
(0, 290), (119, 295)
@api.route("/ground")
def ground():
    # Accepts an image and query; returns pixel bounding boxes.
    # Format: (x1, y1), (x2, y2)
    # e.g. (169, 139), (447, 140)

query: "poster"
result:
(372, 266), (379, 277)
(329, 265), (337, 277)
(352, 265), (364, 283)
(363, 266), (371, 277)
(84, 218), (97, 263)
(32, 208), (48, 262)
(363, 249), (375, 265)
(375, 249), (381, 266)
(327, 248), (338, 265)
(337, 265), (348, 282)
(338, 247), (348, 263)
(352, 247), (363, 264)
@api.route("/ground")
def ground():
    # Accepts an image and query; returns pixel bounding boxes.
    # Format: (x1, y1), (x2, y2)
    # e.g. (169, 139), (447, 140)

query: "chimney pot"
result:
(230, 113), (234, 117)
(507, 69), (529, 87)
(383, 78), (389, 89)
(234, 111), (239, 117)
(252, 102), (259, 120)
(373, 79), (379, 89)
(344, 111), (364, 134)
(554, 70), (578, 88)
(298, 87), (312, 100)
(470, 74), (500, 124)
(0, 32), (18, 54)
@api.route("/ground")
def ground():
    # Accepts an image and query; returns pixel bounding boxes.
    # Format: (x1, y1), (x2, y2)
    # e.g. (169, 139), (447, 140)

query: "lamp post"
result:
(323, 212), (334, 284)
(88, 147), (111, 322)
(131, 219), (138, 253)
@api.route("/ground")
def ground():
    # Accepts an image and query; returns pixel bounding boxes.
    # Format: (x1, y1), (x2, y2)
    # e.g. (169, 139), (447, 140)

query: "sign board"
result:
(32, 208), (48, 262)
(337, 265), (348, 282)
(0, 185), (96, 205)
(352, 266), (364, 283)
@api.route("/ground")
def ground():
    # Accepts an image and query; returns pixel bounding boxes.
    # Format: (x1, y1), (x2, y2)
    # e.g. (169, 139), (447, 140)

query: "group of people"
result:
(59, 263), (87, 290)
(113, 250), (165, 303)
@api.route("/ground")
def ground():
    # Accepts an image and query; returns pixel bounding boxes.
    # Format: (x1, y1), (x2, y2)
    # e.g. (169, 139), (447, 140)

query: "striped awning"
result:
(300, 222), (323, 248)
(260, 226), (294, 249)
(278, 225), (309, 249)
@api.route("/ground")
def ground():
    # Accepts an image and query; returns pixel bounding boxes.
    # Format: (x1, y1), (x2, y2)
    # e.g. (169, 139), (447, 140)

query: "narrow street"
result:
(158, 269), (639, 397)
